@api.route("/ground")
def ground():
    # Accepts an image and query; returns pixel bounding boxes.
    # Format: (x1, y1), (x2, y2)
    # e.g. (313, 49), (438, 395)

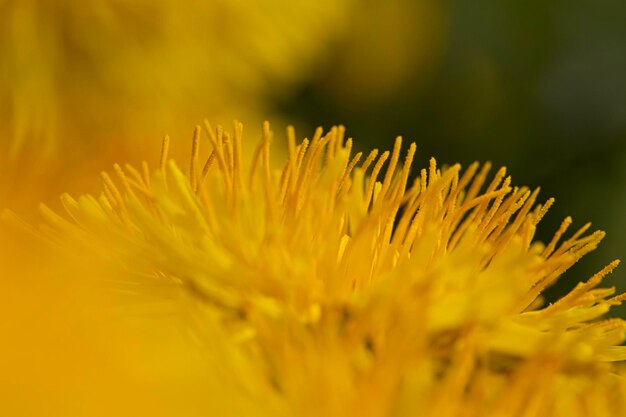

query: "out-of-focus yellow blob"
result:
(0, 0), (353, 216)
(0, 214), (277, 417)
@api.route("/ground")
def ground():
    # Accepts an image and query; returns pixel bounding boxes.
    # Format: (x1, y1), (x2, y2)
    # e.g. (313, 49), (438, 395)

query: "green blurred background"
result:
(274, 0), (626, 312)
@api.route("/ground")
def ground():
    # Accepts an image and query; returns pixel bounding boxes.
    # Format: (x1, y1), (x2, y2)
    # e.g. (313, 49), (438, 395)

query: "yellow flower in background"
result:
(3, 121), (625, 416)
(317, 0), (446, 106)
(0, 0), (352, 215)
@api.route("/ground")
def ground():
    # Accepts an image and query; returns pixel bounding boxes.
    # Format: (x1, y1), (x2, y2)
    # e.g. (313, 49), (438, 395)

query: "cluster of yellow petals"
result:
(10, 122), (626, 416)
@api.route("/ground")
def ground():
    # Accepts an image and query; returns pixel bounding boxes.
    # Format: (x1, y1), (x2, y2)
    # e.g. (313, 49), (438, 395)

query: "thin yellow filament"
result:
(189, 125), (201, 192)
(160, 135), (170, 174)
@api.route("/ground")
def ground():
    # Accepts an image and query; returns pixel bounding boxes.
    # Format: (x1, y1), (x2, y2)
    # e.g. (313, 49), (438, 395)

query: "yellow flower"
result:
(4, 121), (626, 416)
(0, 0), (352, 215)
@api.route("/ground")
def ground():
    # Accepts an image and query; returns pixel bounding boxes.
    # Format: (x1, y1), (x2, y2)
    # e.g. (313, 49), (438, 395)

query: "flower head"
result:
(17, 121), (626, 416)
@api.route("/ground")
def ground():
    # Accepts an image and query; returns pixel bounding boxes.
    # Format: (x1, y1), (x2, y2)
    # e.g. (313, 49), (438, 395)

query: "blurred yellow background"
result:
(0, 0), (353, 215)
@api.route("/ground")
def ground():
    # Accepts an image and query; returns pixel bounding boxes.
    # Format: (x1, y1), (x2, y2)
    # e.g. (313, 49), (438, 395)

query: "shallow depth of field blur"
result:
(1, 0), (624, 303)
(1, 0), (625, 383)
(0, 1), (625, 415)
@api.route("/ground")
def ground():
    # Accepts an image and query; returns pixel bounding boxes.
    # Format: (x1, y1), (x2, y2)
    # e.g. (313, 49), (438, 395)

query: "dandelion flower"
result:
(7, 121), (626, 416)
